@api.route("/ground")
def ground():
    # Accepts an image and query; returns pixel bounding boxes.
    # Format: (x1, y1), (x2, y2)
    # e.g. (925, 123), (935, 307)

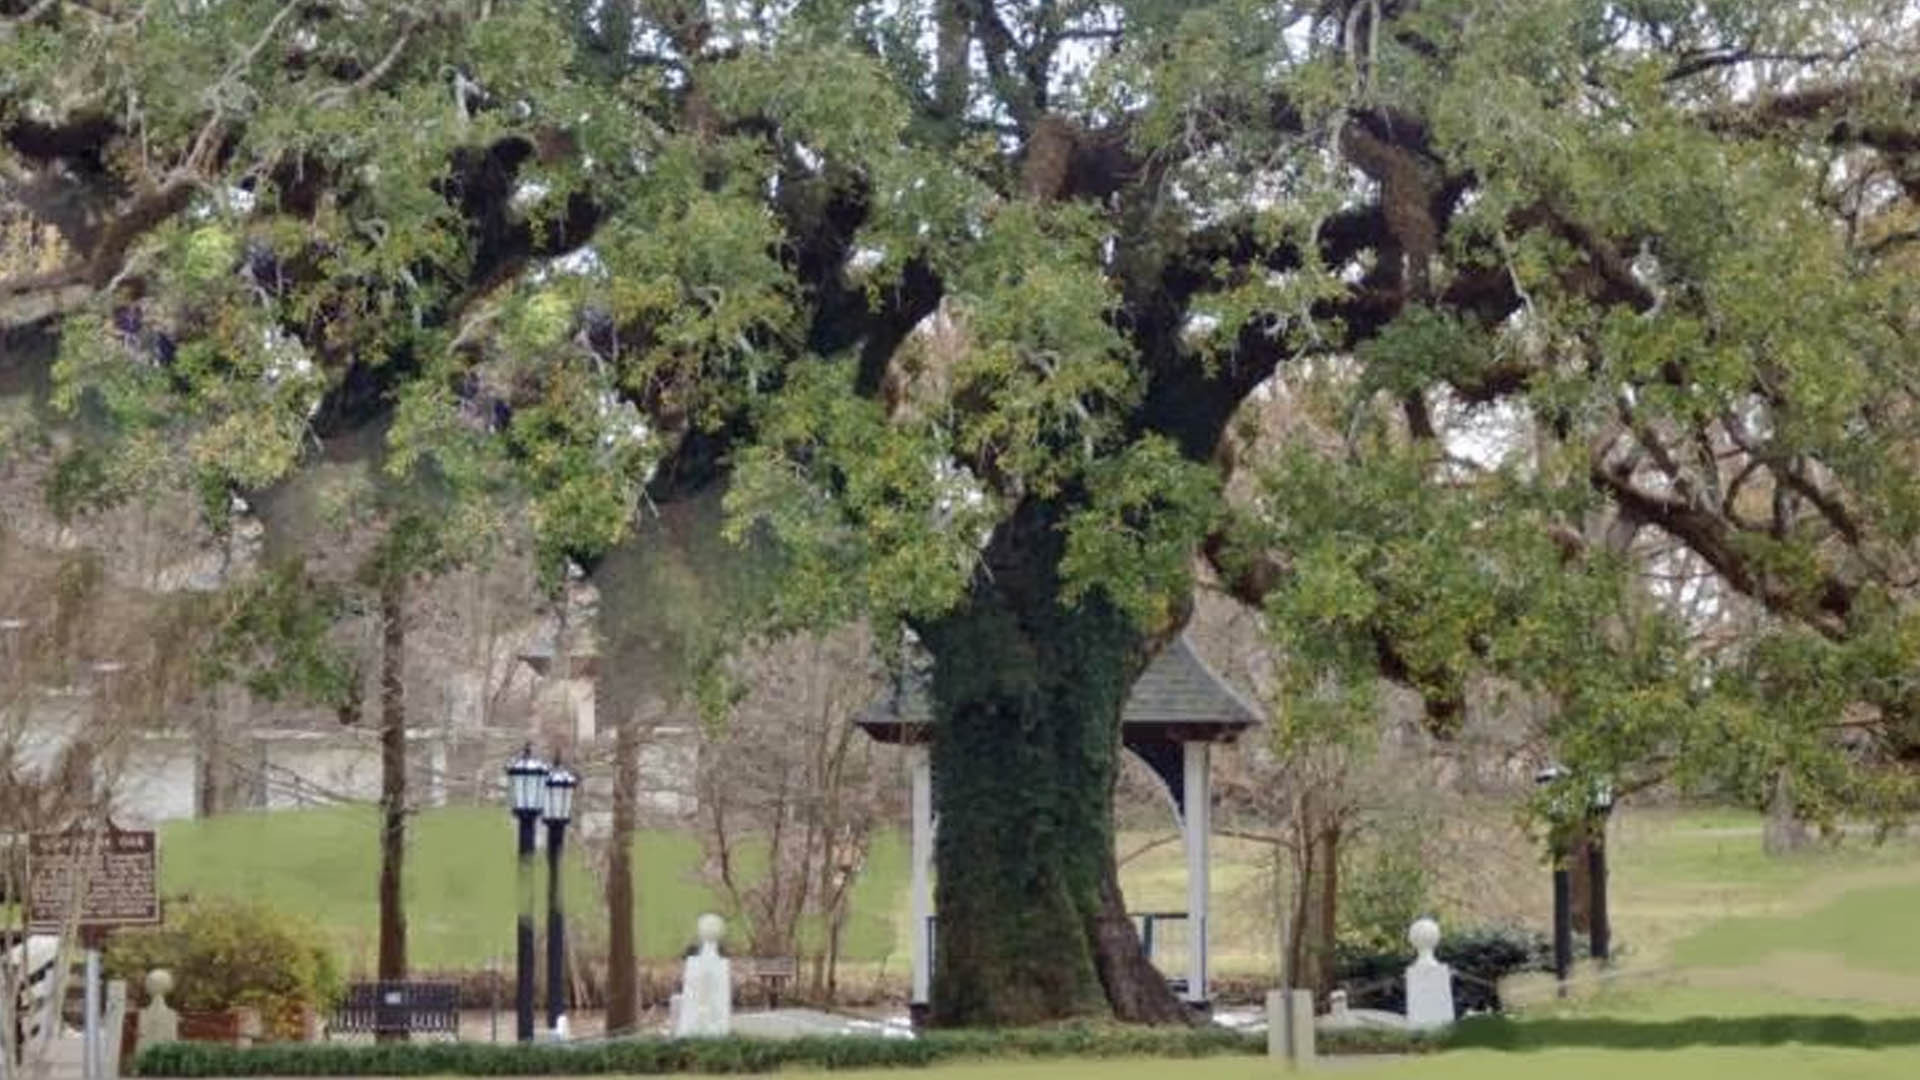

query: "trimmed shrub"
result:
(107, 899), (341, 1041)
(134, 1027), (1265, 1076)
(1334, 923), (1569, 1014)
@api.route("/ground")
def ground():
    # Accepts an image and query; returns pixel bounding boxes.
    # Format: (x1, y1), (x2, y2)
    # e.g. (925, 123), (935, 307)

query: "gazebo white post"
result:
(1182, 739), (1211, 1008)
(908, 742), (934, 1015)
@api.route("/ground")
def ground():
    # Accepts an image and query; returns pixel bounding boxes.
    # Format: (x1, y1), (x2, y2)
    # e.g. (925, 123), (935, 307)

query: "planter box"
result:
(176, 1007), (262, 1046)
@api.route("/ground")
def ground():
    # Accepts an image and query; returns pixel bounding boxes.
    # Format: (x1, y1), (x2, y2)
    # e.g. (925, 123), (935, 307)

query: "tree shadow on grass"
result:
(1448, 1015), (1920, 1051)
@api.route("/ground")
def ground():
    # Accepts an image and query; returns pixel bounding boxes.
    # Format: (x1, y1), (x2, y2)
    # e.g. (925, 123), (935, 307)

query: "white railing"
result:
(7, 935), (61, 1049)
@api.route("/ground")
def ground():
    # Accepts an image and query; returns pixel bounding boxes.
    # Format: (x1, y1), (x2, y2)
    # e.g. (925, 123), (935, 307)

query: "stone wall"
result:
(12, 716), (700, 826)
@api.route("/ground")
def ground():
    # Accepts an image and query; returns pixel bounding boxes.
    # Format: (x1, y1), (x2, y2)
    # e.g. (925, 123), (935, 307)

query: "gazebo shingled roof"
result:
(856, 633), (1260, 764)
(1121, 634), (1263, 736)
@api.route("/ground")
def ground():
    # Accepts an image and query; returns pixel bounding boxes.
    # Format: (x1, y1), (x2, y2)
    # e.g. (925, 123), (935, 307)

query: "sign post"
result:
(27, 826), (160, 1080)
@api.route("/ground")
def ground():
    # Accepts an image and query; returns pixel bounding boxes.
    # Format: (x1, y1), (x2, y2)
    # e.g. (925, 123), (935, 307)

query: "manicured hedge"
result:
(1317, 1026), (1445, 1056)
(134, 1027), (1265, 1076)
(1443, 1013), (1920, 1052)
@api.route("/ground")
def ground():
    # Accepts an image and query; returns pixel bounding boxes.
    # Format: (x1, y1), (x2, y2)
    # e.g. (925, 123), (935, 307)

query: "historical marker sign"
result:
(26, 827), (160, 932)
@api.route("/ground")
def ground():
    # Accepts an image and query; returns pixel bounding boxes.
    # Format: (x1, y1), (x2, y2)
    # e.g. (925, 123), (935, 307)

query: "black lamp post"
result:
(1588, 779), (1615, 964)
(506, 745), (549, 1043)
(1535, 764), (1572, 992)
(543, 763), (578, 1040)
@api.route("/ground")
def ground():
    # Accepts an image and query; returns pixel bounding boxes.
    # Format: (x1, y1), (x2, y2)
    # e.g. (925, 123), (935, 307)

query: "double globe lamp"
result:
(506, 745), (578, 1042)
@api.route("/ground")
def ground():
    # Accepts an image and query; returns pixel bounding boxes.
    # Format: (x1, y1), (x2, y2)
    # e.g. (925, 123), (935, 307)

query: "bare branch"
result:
(1591, 458), (1853, 641)
(0, 0), (58, 35)
(312, 17), (423, 109)
(1665, 43), (1868, 83)
(1707, 73), (1920, 154)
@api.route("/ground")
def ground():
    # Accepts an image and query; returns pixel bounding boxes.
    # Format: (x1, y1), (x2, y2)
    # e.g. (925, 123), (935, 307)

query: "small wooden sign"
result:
(26, 825), (160, 932)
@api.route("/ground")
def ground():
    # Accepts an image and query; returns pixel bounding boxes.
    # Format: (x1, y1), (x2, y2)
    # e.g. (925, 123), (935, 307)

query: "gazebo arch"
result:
(856, 633), (1259, 1019)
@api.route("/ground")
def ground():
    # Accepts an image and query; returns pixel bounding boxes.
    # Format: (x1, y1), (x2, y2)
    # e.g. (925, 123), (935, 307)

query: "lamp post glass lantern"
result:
(544, 764), (578, 1039)
(506, 746), (548, 1042)
(544, 765), (577, 824)
(509, 745), (550, 815)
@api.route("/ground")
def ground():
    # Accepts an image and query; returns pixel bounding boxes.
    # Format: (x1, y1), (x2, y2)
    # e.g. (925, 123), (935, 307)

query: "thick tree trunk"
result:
(376, 576), (408, 1031)
(922, 501), (1187, 1027)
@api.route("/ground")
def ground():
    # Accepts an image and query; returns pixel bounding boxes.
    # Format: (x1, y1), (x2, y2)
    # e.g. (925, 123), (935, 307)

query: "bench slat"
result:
(330, 981), (460, 1036)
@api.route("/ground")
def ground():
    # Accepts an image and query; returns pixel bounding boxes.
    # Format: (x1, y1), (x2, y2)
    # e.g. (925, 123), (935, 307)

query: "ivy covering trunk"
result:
(922, 502), (1187, 1027)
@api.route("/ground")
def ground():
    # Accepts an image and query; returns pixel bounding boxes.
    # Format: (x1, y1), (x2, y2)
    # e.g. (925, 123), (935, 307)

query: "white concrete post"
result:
(1289, 989), (1316, 1063)
(1265, 988), (1315, 1066)
(1405, 918), (1456, 1030)
(908, 745), (934, 1009)
(103, 980), (126, 1080)
(1181, 740), (1211, 1005)
(137, 970), (179, 1053)
(83, 947), (101, 1080)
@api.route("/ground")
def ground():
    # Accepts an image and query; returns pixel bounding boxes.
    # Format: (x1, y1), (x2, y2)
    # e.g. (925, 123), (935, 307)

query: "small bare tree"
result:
(1190, 594), (1460, 1001)
(695, 626), (892, 999)
(1, 535), (199, 1080)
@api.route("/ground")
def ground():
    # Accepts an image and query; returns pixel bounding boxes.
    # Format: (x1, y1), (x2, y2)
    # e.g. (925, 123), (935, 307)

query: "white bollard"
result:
(1405, 918), (1456, 1030)
(1289, 989), (1316, 1064)
(103, 981), (127, 1080)
(84, 948), (101, 1080)
(1265, 988), (1316, 1065)
(137, 970), (179, 1053)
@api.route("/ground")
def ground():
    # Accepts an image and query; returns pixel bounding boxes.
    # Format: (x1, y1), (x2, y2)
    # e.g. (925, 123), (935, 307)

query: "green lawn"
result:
(1372, 1048), (1920, 1080)
(154, 803), (1920, 1077)
(1609, 811), (1920, 966)
(157, 801), (1920, 1011)
(748, 1049), (1920, 1080)
(1671, 881), (1920, 974)
(156, 806), (908, 973)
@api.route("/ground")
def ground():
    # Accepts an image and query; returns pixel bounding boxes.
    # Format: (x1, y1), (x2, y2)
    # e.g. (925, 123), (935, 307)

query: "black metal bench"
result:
(742, 957), (798, 1008)
(329, 981), (459, 1039)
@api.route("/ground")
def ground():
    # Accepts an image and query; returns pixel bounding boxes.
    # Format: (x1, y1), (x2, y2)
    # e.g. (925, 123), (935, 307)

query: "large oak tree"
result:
(5, 0), (1918, 1026)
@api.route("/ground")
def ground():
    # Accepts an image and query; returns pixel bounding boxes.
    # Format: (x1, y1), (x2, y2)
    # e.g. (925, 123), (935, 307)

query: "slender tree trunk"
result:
(550, 595), (573, 751)
(932, 0), (969, 124)
(922, 501), (1187, 1027)
(376, 575), (408, 1030)
(1567, 819), (1593, 934)
(604, 701), (640, 1032)
(592, 499), (721, 1033)
(1285, 798), (1310, 995)
(1285, 804), (1338, 1003)
(1305, 824), (1339, 1002)
(1763, 769), (1811, 855)
(196, 701), (222, 818)
(826, 902), (845, 1000)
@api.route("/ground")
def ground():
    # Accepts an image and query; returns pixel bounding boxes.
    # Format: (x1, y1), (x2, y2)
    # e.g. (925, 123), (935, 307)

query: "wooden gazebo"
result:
(856, 633), (1259, 1016)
